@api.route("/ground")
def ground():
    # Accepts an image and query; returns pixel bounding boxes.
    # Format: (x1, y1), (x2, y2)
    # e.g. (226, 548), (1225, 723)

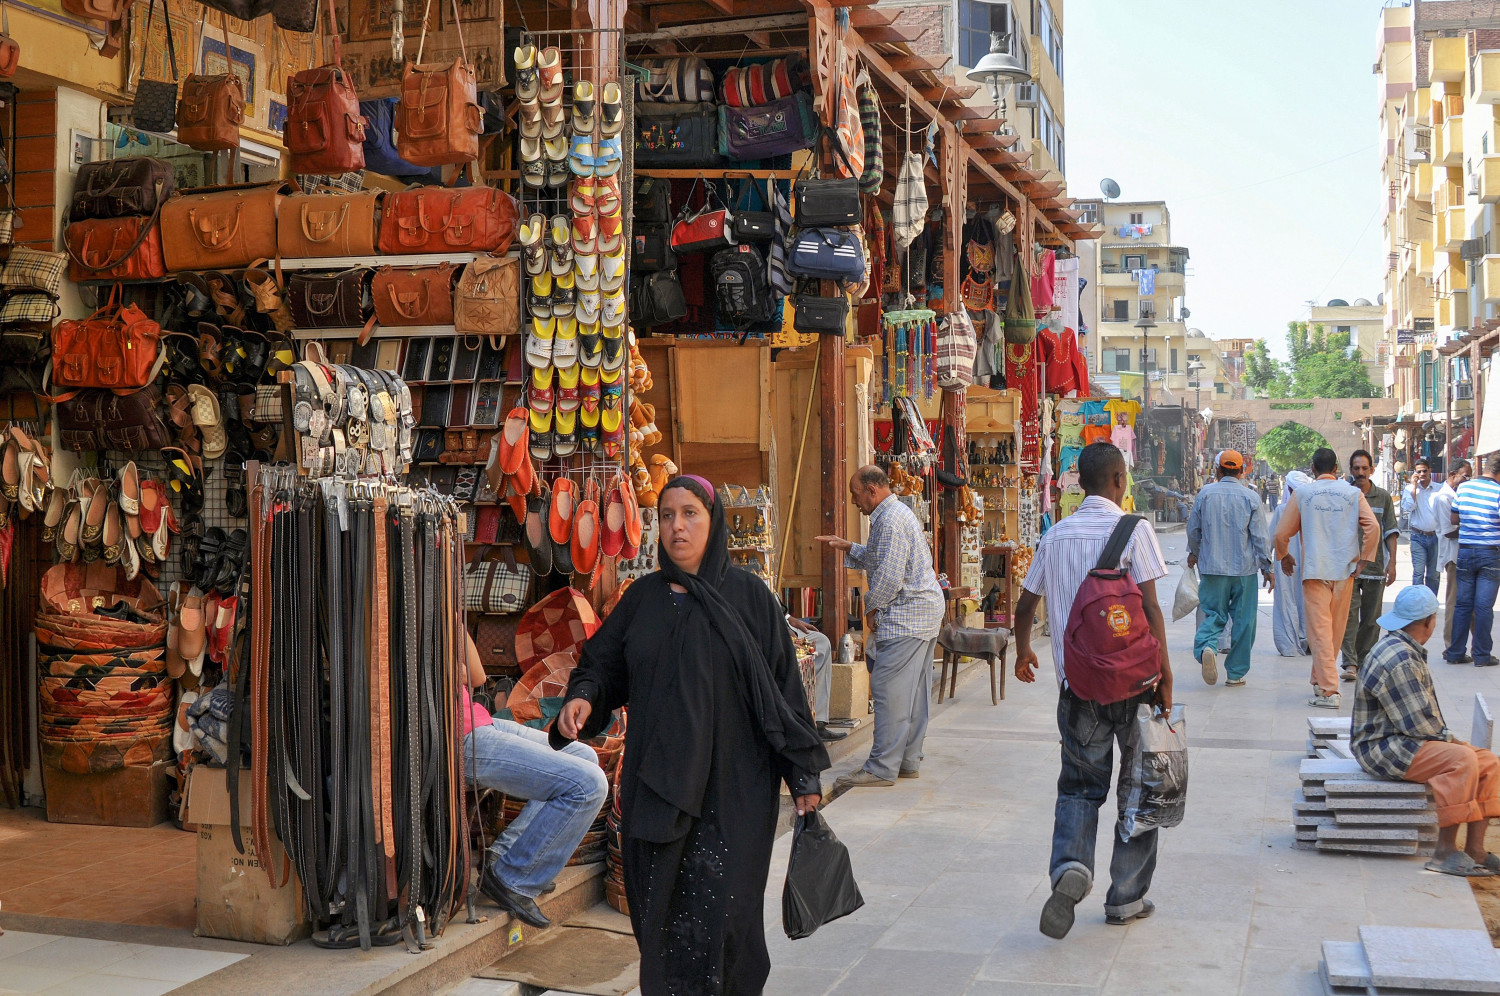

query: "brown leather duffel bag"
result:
(56, 382), (173, 452)
(51, 289), (163, 391)
(377, 185), (517, 255)
(453, 256), (520, 339)
(394, 0), (482, 167)
(277, 190), (382, 258)
(373, 264), (456, 327)
(288, 268), (370, 328)
(64, 217), (168, 283)
(160, 181), (291, 272)
(70, 157), (175, 221)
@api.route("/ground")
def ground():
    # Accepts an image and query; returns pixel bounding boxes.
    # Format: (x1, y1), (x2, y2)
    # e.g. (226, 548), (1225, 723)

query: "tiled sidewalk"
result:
(0, 931), (245, 995)
(757, 533), (1495, 995)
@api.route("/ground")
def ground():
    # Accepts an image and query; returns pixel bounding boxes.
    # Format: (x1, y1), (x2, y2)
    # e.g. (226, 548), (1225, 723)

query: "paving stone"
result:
(1322, 941), (1371, 987)
(1295, 801), (1333, 815)
(1301, 759), (1375, 779)
(1303, 785), (1328, 799)
(1475, 693), (1494, 752)
(1323, 780), (1429, 796)
(1318, 827), (1418, 842)
(1326, 797), (1434, 811)
(1326, 741), (1355, 759)
(1317, 841), (1419, 855)
(1319, 961), (1368, 996)
(1334, 812), (1438, 825)
(1308, 717), (1353, 735)
(1358, 925), (1500, 991)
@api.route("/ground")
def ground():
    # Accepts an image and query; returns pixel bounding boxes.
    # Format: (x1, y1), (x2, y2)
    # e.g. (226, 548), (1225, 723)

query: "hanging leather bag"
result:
(394, 0), (482, 166)
(632, 269), (687, 327)
(131, 0), (178, 134)
(272, 0), (317, 32)
(372, 263), (456, 327)
(51, 287), (163, 391)
(276, 189), (382, 258)
(176, 12), (245, 153)
(793, 128), (861, 228)
(0, 4), (20, 79)
(729, 177), (774, 242)
(56, 383), (173, 452)
(160, 181), (291, 271)
(70, 157), (175, 220)
(286, 0), (366, 175)
(64, 216), (167, 282)
(453, 256), (519, 339)
(377, 185), (517, 255)
(792, 289), (849, 337)
(463, 546), (532, 614)
(288, 268), (369, 328)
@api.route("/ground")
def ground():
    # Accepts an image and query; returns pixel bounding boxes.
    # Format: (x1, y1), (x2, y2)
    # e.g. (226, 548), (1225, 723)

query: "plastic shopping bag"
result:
(1119, 702), (1188, 841)
(782, 810), (864, 939)
(1172, 566), (1199, 622)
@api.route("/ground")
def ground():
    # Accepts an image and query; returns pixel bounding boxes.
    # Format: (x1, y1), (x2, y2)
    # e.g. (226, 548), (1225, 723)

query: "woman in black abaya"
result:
(554, 475), (829, 996)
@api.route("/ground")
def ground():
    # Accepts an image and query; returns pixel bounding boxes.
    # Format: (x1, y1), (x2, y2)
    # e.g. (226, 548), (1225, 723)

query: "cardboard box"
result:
(183, 765), (310, 946)
(830, 661), (871, 721)
(43, 762), (172, 828)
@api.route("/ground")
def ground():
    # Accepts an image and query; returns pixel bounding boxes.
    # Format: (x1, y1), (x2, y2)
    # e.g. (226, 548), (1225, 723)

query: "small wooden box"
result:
(43, 762), (173, 828)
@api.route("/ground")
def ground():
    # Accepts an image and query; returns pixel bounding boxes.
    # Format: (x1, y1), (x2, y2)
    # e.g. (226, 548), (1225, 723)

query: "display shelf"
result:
(294, 324), (456, 340)
(635, 168), (787, 179)
(277, 252), (493, 271)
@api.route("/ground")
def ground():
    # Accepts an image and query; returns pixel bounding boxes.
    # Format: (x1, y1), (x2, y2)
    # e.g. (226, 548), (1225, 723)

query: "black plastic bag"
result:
(1119, 703), (1188, 840)
(782, 810), (864, 939)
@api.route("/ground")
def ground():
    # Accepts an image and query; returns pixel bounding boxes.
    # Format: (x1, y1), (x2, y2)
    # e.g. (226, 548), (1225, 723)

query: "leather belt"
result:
(372, 491), (397, 901)
(1412, 528), (1436, 536)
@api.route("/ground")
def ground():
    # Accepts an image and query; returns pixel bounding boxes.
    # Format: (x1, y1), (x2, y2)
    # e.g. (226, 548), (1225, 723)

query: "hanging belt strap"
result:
(372, 491), (398, 902)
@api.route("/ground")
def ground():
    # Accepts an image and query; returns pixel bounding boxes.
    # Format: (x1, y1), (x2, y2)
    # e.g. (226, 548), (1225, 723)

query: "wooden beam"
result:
(623, 11), (803, 40)
(888, 53), (951, 74)
(916, 83), (979, 104)
(640, 0), (802, 27)
(857, 25), (918, 44)
(818, 314), (847, 649)
(700, 0), (738, 15)
(956, 117), (1007, 133)
(848, 7), (893, 26)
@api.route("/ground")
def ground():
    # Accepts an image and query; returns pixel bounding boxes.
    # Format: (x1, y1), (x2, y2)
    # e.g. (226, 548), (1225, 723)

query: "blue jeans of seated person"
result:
(1410, 531), (1440, 593)
(1446, 545), (1500, 665)
(464, 718), (609, 898)
(1193, 573), (1258, 681)
(1050, 687), (1158, 919)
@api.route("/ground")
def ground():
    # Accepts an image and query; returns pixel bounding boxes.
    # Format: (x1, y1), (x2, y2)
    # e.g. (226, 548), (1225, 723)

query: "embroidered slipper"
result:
(622, 474), (643, 556)
(550, 476), (577, 545)
(526, 485), (553, 575)
(178, 587), (208, 672)
(118, 461), (143, 534)
(165, 582), (186, 680)
(498, 407), (531, 477)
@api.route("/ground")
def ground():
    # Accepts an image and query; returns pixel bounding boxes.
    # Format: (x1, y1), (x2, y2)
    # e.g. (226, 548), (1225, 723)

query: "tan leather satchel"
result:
(176, 13), (245, 153)
(372, 263), (456, 327)
(277, 190), (382, 259)
(453, 256), (519, 340)
(160, 181), (292, 272)
(394, 0), (482, 166)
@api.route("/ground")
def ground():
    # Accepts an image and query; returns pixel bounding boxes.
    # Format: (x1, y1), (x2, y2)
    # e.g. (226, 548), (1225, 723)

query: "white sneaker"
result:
(1200, 647), (1218, 685)
(1309, 691), (1342, 709)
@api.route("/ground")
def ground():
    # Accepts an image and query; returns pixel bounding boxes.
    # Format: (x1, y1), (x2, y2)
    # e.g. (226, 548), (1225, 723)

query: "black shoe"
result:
(1105, 899), (1156, 926)
(818, 722), (848, 742)
(1448, 654), (1474, 664)
(1478, 658), (1499, 668)
(479, 862), (551, 928)
(824, 718), (859, 728)
(1039, 866), (1090, 939)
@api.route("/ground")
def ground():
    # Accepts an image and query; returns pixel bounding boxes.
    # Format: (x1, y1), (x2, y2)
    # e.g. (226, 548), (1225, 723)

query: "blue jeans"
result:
(1411, 532), (1440, 592)
(1446, 545), (1500, 664)
(1050, 688), (1159, 918)
(464, 718), (609, 898)
(1192, 574), (1258, 681)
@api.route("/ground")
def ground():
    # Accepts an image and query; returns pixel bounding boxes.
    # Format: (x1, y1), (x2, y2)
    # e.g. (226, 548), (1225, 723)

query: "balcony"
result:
(1430, 36), (1466, 83)
(1437, 204), (1466, 251)
(1483, 256), (1500, 302)
(1412, 161), (1434, 201)
(1480, 155), (1500, 202)
(1439, 114), (1464, 166)
(1477, 51), (1500, 103)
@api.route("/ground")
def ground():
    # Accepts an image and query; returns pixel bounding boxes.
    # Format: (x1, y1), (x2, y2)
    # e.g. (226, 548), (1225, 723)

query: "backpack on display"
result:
(632, 269), (687, 327)
(1062, 514), (1163, 705)
(634, 178), (672, 223)
(712, 244), (772, 332)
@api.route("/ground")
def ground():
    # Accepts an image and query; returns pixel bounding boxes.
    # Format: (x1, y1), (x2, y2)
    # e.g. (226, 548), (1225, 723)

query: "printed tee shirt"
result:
(1104, 398), (1142, 427)
(1455, 477), (1500, 546)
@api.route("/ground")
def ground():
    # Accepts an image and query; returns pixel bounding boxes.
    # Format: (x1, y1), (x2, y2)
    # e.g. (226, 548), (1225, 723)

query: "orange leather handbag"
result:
(51, 288), (163, 391)
(64, 216), (167, 282)
(394, 0), (482, 166)
(160, 181), (291, 272)
(376, 186), (517, 255)
(373, 263), (456, 327)
(285, 0), (366, 175)
(176, 13), (245, 152)
(277, 190), (382, 258)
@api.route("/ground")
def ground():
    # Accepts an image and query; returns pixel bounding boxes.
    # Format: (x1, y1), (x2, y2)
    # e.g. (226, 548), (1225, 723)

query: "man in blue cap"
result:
(1351, 585), (1500, 877)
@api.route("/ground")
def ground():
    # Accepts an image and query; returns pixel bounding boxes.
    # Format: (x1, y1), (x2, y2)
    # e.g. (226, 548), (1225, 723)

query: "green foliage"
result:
(1256, 421), (1330, 474)
(1242, 339), (1282, 395)
(1247, 322), (1380, 400)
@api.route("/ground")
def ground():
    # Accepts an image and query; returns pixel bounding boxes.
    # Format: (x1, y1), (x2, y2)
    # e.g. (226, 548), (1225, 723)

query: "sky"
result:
(1063, 0), (1387, 359)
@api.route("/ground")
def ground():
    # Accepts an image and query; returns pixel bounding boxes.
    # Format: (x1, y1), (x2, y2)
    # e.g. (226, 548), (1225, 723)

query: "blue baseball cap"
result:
(1377, 585), (1441, 631)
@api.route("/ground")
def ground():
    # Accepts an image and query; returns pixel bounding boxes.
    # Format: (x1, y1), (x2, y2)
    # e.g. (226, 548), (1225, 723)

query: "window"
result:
(1170, 348), (1179, 373)
(1112, 299), (1129, 321)
(1032, 0), (1063, 81)
(1188, 353), (1200, 363)
(1129, 212), (1143, 225)
(1037, 90), (1065, 175)
(1103, 349), (1131, 373)
(1124, 254), (1145, 270)
(958, 0), (1009, 71)
(1139, 300), (1156, 320)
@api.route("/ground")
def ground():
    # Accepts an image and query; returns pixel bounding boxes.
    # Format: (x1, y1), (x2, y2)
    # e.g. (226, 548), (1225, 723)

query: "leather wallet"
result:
(428, 336), (456, 381)
(449, 383), (474, 427)
(475, 504), (501, 543)
(472, 381), (501, 427)
(477, 338), (504, 380)
(452, 337), (482, 381)
(402, 337), (432, 382)
(429, 466), (457, 494)
(505, 340), (526, 384)
(414, 427), (444, 463)
(421, 384), (452, 427)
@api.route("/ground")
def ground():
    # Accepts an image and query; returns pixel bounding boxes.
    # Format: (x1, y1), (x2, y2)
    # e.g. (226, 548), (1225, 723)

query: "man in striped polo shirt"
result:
(1444, 454), (1500, 667)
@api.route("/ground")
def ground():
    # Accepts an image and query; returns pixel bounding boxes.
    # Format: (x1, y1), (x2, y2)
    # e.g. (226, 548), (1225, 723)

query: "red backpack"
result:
(1062, 515), (1163, 704)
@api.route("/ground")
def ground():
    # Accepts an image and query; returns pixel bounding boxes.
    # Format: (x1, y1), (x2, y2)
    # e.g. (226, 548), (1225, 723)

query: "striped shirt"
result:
(1454, 477), (1500, 546)
(845, 495), (944, 642)
(1021, 495), (1168, 685)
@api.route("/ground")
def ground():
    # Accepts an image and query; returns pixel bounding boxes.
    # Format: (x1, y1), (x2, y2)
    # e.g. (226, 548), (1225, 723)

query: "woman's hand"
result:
(557, 698), (592, 740)
(794, 793), (821, 816)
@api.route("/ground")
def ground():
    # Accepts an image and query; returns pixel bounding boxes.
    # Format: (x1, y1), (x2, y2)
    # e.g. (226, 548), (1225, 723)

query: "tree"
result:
(1242, 339), (1283, 396)
(1280, 322), (1380, 400)
(1256, 422), (1329, 474)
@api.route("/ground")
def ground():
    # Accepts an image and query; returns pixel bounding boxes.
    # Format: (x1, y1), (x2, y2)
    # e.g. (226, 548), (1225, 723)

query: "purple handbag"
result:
(719, 92), (815, 161)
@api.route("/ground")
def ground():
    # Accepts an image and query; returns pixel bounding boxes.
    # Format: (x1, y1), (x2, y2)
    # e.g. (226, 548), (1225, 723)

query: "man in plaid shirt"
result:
(1352, 585), (1500, 877)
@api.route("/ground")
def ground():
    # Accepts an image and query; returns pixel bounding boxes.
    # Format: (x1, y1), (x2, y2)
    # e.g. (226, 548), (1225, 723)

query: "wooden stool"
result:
(936, 621), (1010, 705)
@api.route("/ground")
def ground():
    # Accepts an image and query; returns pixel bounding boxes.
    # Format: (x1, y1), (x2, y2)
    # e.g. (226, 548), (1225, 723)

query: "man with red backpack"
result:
(1014, 442), (1173, 939)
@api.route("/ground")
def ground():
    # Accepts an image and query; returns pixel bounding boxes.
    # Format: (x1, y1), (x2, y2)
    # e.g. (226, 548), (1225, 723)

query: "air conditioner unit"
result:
(1461, 237), (1488, 260)
(1015, 82), (1038, 108)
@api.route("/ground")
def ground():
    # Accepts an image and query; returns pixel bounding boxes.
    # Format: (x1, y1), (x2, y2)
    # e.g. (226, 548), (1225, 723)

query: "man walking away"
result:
(1186, 449), (1273, 687)
(1404, 459), (1444, 593)
(1341, 449), (1400, 682)
(1437, 461), (1471, 643)
(1271, 471), (1312, 657)
(1274, 447), (1379, 709)
(1352, 585), (1500, 878)
(816, 465), (944, 790)
(1012, 442), (1172, 938)
(1445, 455), (1500, 668)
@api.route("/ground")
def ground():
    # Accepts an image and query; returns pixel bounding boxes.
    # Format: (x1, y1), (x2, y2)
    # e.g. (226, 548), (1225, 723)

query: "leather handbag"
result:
(0, 291), (59, 335)
(131, 0), (178, 134)
(288, 268), (370, 328)
(0, 246), (67, 297)
(70, 157), (175, 221)
(0, 4), (20, 80)
(464, 547), (532, 614)
(792, 291), (849, 337)
(373, 263), (456, 327)
(176, 13), (245, 153)
(64, 216), (167, 282)
(789, 227), (866, 283)
(51, 289), (163, 390)
(793, 128), (861, 227)
(632, 268), (687, 327)
(160, 181), (291, 271)
(470, 614), (520, 672)
(635, 102), (718, 167)
(453, 256), (520, 339)
(395, 0), (482, 167)
(286, 1), (366, 175)
(277, 190), (382, 258)
(377, 185), (517, 255)
(719, 92), (816, 161)
(670, 180), (734, 255)
(56, 383), (173, 452)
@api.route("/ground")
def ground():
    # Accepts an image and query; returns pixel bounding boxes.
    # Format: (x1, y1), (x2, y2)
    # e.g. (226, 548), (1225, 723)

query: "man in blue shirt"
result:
(1186, 449), (1273, 687)
(1445, 454), (1500, 667)
(816, 465), (945, 790)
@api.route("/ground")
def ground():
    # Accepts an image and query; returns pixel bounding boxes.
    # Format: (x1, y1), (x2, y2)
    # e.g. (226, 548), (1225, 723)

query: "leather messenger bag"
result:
(277, 190), (382, 258)
(51, 288), (163, 391)
(376, 185), (516, 255)
(394, 0), (482, 166)
(288, 268), (370, 328)
(453, 256), (519, 339)
(70, 157), (175, 221)
(372, 263), (456, 327)
(161, 181), (292, 272)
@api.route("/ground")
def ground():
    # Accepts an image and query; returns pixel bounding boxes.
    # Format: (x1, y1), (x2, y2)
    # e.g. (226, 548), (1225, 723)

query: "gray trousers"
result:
(1445, 562), (1458, 644)
(805, 629), (833, 723)
(864, 634), (938, 780)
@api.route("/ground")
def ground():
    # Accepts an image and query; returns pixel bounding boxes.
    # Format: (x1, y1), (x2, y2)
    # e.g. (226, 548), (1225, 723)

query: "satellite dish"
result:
(1180, 307), (1191, 320)
(1100, 178), (1121, 200)
(1377, 292), (1385, 305)
(1329, 298), (1349, 307)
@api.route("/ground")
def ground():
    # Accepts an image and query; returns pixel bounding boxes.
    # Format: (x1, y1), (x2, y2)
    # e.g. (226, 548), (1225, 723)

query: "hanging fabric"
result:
(857, 82), (882, 195)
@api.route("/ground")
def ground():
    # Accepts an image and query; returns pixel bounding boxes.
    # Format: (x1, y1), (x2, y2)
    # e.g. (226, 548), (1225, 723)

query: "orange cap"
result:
(1217, 449), (1244, 471)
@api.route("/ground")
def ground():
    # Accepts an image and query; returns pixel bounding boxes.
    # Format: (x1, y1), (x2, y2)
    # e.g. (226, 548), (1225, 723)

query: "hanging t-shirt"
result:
(1057, 487), (1085, 518)
(1058, 470), (1081, 490)
(1105, 398), (1142, 427)
(1058, 445), (1083, 474)
(1112, 423), (1137, 466)
(1057, 412), (1085, 447)
(1082, 424), (1112, 446)
(1079, 400), (1108, 422)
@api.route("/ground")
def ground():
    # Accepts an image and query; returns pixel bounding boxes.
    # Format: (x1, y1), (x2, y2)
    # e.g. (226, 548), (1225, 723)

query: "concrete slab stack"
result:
(1308, 716), (1353, 757)
(1319, 927), (1500, 995)
(1294, 757), (1437, 856)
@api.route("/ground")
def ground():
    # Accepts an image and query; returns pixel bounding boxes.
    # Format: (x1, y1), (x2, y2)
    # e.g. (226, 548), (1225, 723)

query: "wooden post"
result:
(819, 331), (847, 644)
(938, 122), (965, 582)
